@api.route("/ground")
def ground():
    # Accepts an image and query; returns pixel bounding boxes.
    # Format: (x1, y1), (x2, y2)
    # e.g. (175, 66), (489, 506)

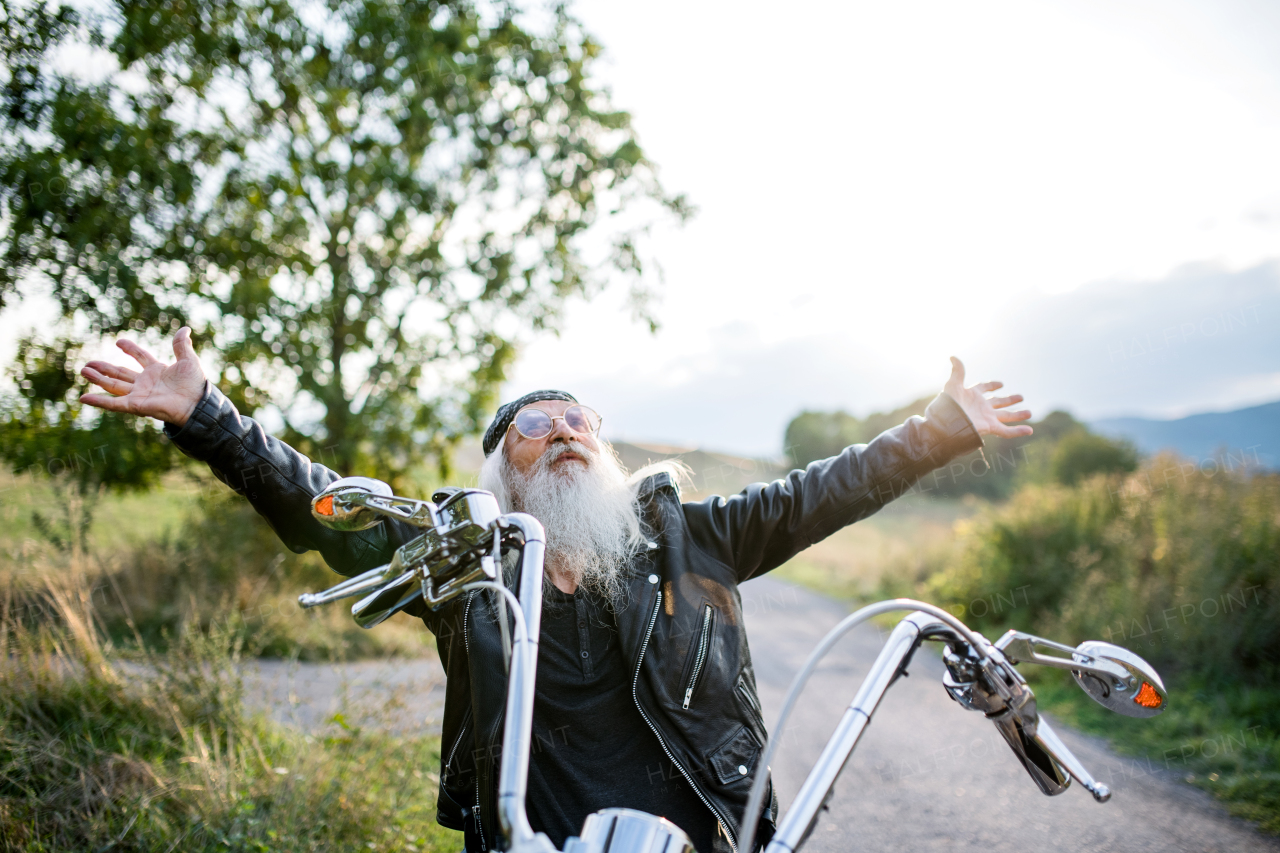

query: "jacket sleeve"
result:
(680, 392), (984, 583)
(162, 381), (421, 581)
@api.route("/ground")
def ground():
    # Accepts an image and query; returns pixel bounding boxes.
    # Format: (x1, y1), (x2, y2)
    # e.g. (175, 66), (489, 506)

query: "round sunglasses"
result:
(507, 404), (602, 441)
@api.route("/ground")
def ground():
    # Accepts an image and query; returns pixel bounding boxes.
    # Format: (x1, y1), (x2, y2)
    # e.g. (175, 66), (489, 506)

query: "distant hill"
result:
(450, 436), (789, 498)
(1091, 400), (1280, 469)
(610, 440), (789, 499)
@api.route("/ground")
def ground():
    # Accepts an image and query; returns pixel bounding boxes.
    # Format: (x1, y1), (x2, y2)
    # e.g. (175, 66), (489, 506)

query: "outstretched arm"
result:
(685, 357), (1032, 582)
(77, 329), (414, 584)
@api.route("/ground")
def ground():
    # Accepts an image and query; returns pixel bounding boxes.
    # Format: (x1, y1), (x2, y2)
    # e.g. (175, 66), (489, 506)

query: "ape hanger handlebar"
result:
(299, 477), (561, 850)
(299, 480), (1168, 853)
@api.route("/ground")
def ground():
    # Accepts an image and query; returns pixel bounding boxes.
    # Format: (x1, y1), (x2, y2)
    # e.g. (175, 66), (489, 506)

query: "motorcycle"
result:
(299, 478), (1168, 853)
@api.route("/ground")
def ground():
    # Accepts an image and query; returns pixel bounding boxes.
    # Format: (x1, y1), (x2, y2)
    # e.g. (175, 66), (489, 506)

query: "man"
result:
(80, 327), (1032, 852)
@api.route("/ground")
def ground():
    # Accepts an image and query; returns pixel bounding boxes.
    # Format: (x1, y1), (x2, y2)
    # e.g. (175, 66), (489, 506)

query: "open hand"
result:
(80, 327), (207, 427)
(943, 356), (1033, 438)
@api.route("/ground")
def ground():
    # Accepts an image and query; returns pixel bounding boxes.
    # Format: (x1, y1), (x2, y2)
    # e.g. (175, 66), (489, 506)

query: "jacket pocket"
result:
(737, 673), (764, 722)
(708, 723), (762, 786)
(682, 604), (715, 710)
(437, 709), (473, 831)
(441, 709), (474, 791)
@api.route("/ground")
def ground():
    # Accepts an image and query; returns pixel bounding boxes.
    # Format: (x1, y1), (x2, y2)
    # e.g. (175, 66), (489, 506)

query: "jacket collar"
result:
(635, 470), (679, 499)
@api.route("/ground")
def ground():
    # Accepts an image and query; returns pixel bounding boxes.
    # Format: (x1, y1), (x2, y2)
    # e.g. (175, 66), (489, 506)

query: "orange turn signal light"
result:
(1134, 681), (1163, 709)
(315, 494), (335, 516)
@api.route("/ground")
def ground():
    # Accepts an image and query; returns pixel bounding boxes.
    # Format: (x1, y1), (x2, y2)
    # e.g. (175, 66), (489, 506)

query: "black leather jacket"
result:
(165, 384), (982, 853)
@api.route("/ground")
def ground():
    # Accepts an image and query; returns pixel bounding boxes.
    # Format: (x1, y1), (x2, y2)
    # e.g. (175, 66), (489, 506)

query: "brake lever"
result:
(1031, 715), (1111, 802)
(298, 562), (397, 608)
(300, 488), (508, 625)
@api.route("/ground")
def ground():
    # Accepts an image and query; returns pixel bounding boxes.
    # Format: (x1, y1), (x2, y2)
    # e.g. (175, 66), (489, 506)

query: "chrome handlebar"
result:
(298, 479), (515, 623)
(299, 479), (1167, 853)
(754, 612), (1167, 853)
(939, 625), (1112, 802)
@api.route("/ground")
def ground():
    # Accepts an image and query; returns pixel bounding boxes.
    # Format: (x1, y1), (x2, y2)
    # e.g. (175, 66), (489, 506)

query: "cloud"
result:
(969, 260), (1280, 420)
(546, 325), (934, 458)
(506, 260), (1280, 457)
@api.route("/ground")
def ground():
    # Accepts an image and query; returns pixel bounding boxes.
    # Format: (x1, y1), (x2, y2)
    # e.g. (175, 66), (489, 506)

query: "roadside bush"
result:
(922, 457), (1280, 684)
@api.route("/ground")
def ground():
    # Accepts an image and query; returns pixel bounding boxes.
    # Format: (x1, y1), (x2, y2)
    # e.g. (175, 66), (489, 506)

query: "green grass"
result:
(773, 495), (978, 600)
(0, 473), (190, 554)
(0, 468), (469, 849)
(0, 569), (463, 852)
(1027, 668), (1280, 834)
(1, 472), (438, 662)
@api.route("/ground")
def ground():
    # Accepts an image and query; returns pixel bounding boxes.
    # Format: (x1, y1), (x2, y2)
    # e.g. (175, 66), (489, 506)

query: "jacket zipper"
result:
(475, 781), (487, 852)
(633, 590), (739, 853)
(462, 593), (487, 851)
(444, 715), (472, 784)
(683, 604), (714, 710)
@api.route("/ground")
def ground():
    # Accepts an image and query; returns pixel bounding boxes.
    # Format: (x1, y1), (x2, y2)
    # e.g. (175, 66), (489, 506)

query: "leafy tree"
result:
(1049, 429), (1138, 486)
(784, 397), (934, 469)
(0, 0), (688, 484)
(783, 409), (864, 469)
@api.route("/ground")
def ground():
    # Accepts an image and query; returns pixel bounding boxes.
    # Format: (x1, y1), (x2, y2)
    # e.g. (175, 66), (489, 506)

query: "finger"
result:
(116, 338), (160, 368)
(996, 408), (1033, 423)
(81, 366), (133, 396)
(948, 356), (965, 386)
(79, 392), (133, 413)
(990, 423), (1034, 438)
(988, 394), (1024, 410)
(84, 360), (139, 383)
(173, 326), (197, 362)
(973, 380), (1004, 394)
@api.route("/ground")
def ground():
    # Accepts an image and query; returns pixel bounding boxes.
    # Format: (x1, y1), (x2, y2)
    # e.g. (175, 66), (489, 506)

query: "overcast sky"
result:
(504, 0), (1280, 454)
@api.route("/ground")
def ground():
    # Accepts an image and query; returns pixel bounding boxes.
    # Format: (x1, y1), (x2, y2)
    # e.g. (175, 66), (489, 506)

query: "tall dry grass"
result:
(2, 475), (435, 662)
(0, 550), (458, 852)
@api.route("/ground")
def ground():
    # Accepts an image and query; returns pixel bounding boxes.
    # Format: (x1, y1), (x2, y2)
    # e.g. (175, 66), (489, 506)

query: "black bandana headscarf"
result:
(482, 389), (579, 456)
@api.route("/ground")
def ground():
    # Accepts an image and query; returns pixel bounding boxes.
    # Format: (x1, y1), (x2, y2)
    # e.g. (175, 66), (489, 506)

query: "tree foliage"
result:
(1050, 429), (1138, 486)
(0, 0), (688, 482)
(784, 396), (935, 469)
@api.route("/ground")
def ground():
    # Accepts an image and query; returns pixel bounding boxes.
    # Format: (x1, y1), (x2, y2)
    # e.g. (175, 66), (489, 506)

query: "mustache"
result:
(538, 440), (597, 466)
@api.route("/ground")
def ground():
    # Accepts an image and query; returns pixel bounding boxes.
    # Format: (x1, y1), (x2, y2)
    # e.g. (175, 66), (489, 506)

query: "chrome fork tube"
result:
(495, 513), (547, 850)
(765, 616), (926, 853)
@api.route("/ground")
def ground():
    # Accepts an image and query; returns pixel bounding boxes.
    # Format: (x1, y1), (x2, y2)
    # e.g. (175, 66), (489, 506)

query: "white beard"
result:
(482, 440), (642, 606)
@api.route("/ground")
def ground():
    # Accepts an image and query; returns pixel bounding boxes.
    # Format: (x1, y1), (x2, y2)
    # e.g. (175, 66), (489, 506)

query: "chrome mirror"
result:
(995, 631), (1167, 718)
(1072, 641), (1167, 718)
(311, 476), (394, 531)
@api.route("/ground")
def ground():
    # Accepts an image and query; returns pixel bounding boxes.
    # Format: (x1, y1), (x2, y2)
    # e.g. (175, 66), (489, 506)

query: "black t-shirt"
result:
(523, 585), (719, 853)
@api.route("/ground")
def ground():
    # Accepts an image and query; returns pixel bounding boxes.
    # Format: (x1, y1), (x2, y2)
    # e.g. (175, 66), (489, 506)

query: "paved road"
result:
(243, 577), (1278, 852)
